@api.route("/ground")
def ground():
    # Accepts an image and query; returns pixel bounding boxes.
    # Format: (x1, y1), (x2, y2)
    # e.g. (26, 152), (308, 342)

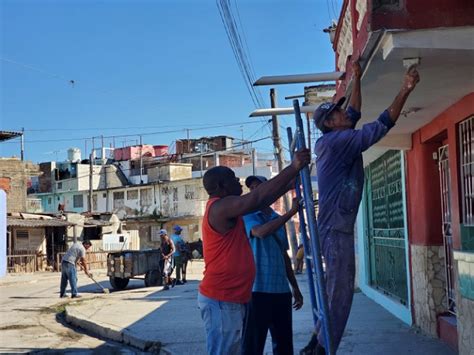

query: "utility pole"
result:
(270, 88), (299, 267)
(20, 128), (25, 161)
(88, 152), (93, 212)
(251, 148), (256, 175)
(139, 135), (143, 184)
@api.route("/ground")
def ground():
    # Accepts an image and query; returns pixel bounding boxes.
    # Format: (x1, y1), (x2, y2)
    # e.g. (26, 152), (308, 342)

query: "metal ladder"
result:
(287, 99), (334, 355)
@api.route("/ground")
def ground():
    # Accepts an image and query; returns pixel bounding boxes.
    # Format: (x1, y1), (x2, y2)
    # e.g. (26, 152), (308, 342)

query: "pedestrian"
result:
(295, 244), (304, 274)
(198, 149), (310, 355)
(59, 239), (92, 298)
(301, 61), (420, 355)
(159, 229), (176, 291)
(242, 175), (304, 355)
(171, 225), (186, 285)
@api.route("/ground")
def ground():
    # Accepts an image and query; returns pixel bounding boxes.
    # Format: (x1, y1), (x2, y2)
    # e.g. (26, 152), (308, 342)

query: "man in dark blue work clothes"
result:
(300, 61), (420, 355)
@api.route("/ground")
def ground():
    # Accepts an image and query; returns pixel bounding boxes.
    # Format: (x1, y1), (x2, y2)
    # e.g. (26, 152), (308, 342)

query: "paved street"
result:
(0, 261), (457, 354)
(0, 271), (145, 354)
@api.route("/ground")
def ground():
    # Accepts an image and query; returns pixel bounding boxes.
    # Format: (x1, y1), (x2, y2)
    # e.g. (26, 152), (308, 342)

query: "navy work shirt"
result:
(315, 107), (395, 235)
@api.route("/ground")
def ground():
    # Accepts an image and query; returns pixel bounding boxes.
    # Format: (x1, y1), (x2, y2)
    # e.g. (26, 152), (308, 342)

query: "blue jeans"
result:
(197, 292), (247, 355)
(60, 261), (78, 297)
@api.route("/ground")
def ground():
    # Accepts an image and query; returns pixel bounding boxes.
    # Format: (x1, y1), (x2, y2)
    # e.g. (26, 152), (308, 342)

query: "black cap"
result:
(82, 239), (92, 246)
(314, 97), (346, 131)
(245, 175), (268, 188)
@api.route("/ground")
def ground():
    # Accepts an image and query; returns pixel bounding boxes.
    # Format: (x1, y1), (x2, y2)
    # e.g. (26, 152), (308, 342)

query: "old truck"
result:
(107, 249), (163, 290)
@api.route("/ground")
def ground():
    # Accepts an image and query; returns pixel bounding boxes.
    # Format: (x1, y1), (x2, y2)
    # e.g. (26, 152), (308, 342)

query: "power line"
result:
(1, 121), (264, 144)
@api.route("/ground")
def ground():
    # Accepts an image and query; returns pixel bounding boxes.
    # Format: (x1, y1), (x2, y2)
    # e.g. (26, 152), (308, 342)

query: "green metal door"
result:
(364, 150), (408, 304)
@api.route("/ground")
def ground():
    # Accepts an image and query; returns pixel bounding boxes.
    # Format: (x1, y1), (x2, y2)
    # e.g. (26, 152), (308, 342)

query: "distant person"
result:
(242, 175), (304, 355)
(295, 244), (304, 274)
(159, 229), (176, 290)
(170, 225), (186, 285)
(60, 240), (92, 298)
(198, 149), (310, 355)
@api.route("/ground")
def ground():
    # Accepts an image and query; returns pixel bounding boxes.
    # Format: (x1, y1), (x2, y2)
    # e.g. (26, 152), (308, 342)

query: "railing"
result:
(7, 254), (48, 273)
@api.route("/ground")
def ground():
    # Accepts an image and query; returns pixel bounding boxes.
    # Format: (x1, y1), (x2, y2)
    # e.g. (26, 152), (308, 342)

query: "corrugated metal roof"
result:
(7, 218), (74, 228)
(0, 131), (22, 142)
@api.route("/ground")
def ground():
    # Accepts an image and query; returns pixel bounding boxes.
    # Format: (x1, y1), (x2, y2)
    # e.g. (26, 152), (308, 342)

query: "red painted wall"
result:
(406, 93), (474, 249)
(371, 0), (474, 31)
(406, 132), (443, 246)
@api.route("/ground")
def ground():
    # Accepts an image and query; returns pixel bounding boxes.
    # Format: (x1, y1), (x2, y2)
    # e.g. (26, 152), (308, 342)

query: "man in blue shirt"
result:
(170, 225), (186, 285)
(242, 175), (304, 355)
(302, 62), (420, 355)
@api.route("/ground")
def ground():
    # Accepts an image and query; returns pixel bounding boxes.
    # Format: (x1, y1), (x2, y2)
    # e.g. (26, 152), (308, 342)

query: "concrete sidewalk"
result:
(64, 261), (456, 354)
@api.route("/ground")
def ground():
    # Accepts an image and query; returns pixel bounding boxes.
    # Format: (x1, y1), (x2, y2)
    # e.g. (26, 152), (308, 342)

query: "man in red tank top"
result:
(198, 149), (310, 355)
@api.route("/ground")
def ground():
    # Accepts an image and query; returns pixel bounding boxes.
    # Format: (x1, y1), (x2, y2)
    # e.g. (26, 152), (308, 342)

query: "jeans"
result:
(60, 261), (78, 297)
(197, 292), (247, 355)
(242, 292), (293, 355)
(174, 255), (183, 281)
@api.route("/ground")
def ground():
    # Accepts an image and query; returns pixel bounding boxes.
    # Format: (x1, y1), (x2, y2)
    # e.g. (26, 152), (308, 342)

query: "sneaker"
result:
(176, 281), (184, 285)
(171, 279), (177, 288)
(59, 294), (67, 298)
(71, 295), (82, 299)
(163, 285), (169, 291)
(182, 279), (187, 284)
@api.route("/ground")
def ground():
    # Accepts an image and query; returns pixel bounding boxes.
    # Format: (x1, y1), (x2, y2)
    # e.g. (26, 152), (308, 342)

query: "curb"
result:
(65, 305), (161, 352)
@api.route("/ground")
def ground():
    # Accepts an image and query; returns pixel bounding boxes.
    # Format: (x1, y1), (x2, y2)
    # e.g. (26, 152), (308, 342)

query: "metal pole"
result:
(20, 128), (25, 161)
(89, 152), (93, 212)
(252, 148), (256, 176)
(271, 88), (298, 267)
(287, 127), (319, 328)
(139, 135), (143, 184)
(293, 99), (334, 355)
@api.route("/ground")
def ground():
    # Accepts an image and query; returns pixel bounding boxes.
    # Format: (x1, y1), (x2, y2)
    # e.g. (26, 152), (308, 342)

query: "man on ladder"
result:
(301, 61), (420, 354)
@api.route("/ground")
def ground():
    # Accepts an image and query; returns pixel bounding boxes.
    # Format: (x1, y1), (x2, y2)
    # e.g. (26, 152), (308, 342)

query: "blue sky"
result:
(1, 0), (341, 163)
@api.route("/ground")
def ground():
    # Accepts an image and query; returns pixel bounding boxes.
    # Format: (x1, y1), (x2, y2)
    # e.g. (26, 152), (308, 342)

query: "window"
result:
(127, 190), (138, 200)
(57, 182), (63, 189)
(113, 191), (125, 209)
(16, 230), (29, 239)
(185, 185), (196, 200)
(460, 116), (474, 225)
(92, 194), (98, 211)
(140, 188), (153, 206)
(73, 194), (83, 208)
(150, 225), (161, 242)
(102, 193), (107, 198)
(48, 198), (52, 205)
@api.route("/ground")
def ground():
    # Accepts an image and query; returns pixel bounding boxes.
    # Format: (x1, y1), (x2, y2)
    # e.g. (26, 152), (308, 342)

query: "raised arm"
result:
(250, 198), (299, 239)
(387, 65), (420, 123)
(214, 150), (310, 219)
(349, 60), (362, 113)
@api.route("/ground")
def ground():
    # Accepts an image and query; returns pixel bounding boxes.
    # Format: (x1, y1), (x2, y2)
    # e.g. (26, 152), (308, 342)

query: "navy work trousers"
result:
(242, 292), (293, 355)
(316, 230), (356, 352)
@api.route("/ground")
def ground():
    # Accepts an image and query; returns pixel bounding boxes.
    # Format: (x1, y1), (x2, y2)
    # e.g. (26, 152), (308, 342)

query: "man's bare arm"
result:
(209, 150), (310, 233)
(349, 61), (362, 112)
(251, 199), (299, 238)
(387, 66), (420, 123)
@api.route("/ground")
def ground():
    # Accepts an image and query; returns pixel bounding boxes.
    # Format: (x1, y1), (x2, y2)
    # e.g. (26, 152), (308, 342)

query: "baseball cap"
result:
(245, 175), (268, 188)
(314, 97), (346, 131)
(159, 229), (168, 236)
(173, 225), (183, 232)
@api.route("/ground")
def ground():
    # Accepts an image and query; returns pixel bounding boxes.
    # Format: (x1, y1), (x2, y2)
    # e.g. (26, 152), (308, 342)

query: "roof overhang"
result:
(353, 27), (474, 165)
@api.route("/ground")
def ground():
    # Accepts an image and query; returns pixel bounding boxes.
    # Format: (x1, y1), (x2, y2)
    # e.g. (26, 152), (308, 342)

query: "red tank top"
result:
(199, 197), (256, 303)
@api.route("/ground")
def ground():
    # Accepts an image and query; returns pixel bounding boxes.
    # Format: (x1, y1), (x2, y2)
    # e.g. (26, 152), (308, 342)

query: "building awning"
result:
(7, 217), (74, 228)
(0, 131), (22, 142)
